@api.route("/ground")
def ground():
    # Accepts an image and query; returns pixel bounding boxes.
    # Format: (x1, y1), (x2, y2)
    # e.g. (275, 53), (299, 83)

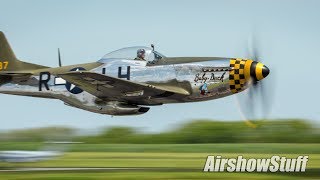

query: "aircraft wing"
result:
(58, 71), (190, 100)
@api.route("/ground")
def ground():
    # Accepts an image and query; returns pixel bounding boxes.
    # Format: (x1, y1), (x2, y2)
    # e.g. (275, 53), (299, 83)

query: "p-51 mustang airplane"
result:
(0, 32), (269, 115)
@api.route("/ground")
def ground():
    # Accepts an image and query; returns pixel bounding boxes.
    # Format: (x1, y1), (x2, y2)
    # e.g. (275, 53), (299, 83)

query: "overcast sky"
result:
(0, 0), (319, 132)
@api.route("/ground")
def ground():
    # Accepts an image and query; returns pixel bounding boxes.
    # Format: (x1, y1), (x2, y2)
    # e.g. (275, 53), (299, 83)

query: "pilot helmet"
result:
(137, 49), (146, 58)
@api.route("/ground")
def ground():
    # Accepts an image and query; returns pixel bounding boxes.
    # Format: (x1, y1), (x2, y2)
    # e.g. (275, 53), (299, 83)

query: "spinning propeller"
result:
(235, 33), (274, 128)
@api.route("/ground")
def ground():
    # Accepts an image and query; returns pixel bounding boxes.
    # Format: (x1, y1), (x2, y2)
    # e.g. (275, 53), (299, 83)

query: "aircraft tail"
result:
(0, 31), (48, 72)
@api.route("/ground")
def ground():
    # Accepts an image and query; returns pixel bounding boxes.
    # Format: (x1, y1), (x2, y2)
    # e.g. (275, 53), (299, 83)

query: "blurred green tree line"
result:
(80, 119), (320, 143)
(0, 119), (319, 143)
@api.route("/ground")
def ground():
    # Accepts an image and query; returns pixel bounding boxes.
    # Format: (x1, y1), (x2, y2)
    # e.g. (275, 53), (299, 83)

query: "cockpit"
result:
(99, 46), (166, 63)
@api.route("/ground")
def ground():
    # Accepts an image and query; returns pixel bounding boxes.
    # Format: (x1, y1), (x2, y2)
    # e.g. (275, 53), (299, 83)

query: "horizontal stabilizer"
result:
(0, 71), (33, 76)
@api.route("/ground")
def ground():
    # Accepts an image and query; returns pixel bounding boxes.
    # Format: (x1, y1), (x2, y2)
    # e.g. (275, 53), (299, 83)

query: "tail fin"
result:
(0, 31), (48, 72)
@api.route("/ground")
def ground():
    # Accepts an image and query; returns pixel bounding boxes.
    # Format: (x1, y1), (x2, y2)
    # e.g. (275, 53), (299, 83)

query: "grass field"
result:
(0, 143), (319, 179)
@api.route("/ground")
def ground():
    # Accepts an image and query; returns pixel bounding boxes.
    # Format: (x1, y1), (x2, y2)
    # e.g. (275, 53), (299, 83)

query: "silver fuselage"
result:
(0, 58), (233, 115)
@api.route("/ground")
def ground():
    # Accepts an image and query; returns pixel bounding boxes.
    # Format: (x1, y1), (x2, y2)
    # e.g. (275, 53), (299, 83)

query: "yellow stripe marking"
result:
(255, 62), (264, 80)
(244, 60), (253, 80)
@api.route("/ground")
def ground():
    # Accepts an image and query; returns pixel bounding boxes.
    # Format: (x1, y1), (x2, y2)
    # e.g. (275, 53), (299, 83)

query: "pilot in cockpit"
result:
(134, 49), (146, 61)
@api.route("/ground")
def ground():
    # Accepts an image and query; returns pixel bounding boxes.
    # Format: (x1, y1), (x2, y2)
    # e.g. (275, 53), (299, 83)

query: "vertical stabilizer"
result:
(0, 31), (48, 72)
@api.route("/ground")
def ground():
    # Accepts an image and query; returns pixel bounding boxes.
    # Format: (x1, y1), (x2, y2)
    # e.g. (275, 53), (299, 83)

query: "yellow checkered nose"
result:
(229, 59), (270, 93)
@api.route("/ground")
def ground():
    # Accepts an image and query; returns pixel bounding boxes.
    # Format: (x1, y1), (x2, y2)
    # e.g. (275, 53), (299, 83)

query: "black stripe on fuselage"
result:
(250, 61), (258, 81)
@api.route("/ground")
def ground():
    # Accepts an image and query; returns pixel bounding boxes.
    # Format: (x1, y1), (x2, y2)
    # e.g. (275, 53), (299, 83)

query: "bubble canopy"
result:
(99, 46), (166, 62)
